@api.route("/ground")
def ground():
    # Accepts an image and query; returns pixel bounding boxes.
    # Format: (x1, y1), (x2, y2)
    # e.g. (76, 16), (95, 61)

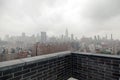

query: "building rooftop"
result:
(68, 77), (78, 80)
(0, 51), (120, 80)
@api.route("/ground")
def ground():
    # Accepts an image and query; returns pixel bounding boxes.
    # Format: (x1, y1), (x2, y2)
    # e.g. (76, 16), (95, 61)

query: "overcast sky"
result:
(0, 0), (120, 39)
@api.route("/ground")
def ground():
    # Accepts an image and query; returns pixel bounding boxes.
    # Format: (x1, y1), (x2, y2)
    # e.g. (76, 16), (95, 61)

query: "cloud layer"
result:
(0, 0), (120, 39)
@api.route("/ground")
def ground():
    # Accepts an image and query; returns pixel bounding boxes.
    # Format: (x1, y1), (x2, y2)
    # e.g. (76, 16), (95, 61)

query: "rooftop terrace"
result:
(0, 51), (120, 80)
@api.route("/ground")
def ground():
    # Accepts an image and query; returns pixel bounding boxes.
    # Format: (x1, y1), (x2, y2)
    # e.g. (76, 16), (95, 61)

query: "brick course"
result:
(72, 53), (120, 80)
(0, 51), (120, 80)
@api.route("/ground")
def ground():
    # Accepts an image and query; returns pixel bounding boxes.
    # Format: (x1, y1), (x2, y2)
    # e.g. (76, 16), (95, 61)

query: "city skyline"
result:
(1, 1), (120, 80)
(1, 30), (116, 40)
(1, 0), (120, 39)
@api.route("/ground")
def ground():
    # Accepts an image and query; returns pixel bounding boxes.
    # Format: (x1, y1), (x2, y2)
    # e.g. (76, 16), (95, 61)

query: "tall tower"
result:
(94, 36), (97, 41)
(65, 28), (68, 38)
(111, 34), (113, 40)
(22, 32), (26, 37)
(97, 35), (100, 40)
(41, 32), (47, 43)
(106, 34), (108, 39)
(71, 34), (74, 40)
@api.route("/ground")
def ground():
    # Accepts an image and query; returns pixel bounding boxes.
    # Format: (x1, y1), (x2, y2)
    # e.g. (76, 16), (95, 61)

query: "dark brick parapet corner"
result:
(0, 51), (120, 80)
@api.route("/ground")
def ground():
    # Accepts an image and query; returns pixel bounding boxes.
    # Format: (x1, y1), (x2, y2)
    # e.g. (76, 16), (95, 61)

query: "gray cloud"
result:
(84, 0), (120, 21)
(0, 0), (120, 39)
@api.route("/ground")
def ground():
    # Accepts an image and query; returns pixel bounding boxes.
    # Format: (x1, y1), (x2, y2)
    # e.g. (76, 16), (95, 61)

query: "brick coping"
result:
(0, 51), (71, 70)
(0, 51), (120, 70)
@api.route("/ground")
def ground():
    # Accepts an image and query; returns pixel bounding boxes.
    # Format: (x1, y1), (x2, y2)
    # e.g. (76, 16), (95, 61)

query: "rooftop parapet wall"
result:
(0, 51), (72, 80)
(0, 51), (120, 80)
(72, 52), (120, 80)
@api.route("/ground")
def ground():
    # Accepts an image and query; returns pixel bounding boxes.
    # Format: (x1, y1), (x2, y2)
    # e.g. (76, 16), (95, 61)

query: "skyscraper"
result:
(97, 35), (100, 40)
(22, 32), (26, 37)
(111, 34), (113, 40)
(106, 34), (108, 39)
(65, 28), (68, 38)
(41, 32), (47, 43)
(94, 36), (97, 40)
(71, 34), (74, 40)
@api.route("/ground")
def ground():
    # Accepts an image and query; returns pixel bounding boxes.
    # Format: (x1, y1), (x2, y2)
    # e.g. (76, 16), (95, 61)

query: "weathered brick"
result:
(0, 71), (2, 76)
(23, 71), (36, 78)
(14, 69), (30, 77)
(0, 52), (119, 80)
(9, 75), (22, 80)
(3, 67), (22, 75)
(0, 74), (12, 80)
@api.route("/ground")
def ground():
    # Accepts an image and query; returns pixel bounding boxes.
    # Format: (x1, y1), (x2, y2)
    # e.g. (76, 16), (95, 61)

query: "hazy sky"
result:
(0, 0), (120, 39)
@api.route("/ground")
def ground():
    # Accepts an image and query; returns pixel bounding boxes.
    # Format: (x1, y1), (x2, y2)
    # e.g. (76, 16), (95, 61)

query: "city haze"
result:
(1, 1), (120, 80)
(0, 0), (120, 39)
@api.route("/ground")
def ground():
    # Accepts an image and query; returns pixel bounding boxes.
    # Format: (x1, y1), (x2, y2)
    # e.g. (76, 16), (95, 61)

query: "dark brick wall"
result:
(0, 55), (72, 80)
(72, 53), (120, 80)
(0, 52), (120, 80)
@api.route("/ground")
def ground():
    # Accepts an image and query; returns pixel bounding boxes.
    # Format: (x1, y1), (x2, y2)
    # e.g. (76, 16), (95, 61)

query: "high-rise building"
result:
(36, 33), (40, 42)
(4, 34), (9, 41)
(22, 32), (26, 37)
(94, 36), (97, 40)
(97, 35), (100, 40)
(106, 34), (108, 39)
(71, 34), (74, 40)
(111, 34), (113, 40)
(65, 28), (68, 38)
(41, 32), (47, 43)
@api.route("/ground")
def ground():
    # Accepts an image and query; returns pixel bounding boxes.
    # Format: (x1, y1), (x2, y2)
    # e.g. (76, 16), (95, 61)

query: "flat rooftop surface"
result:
(68, 77), (78, 80)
